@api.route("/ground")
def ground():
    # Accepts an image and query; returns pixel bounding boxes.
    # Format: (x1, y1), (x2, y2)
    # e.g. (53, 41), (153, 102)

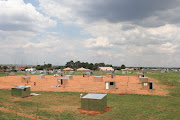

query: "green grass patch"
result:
(146, 71), (180, 97)
(0, 89), (180, 120)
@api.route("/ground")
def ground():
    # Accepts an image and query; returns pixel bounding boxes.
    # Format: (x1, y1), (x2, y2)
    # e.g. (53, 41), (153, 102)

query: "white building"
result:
(25, 68), (36, 72)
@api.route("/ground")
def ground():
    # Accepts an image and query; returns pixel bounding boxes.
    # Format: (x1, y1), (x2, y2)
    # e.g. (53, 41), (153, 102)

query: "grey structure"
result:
(105, 81), (117, 89)
(122, 70), (128, 74)
(69, 71), (75, 75)
(11, 85), (31, 97)
(81, 93), (107, 111)
(142, 81), (153, 89)
(138, 73), (144, 78)
(38, 74), (45, 79)
(94, 76), (103, 82)
(65, 75), (73, 80)
(139, 77), (148, 83)
(57, 78), (68, 85)
(9, 72), (15, 76)
(21, 76), (31, 83)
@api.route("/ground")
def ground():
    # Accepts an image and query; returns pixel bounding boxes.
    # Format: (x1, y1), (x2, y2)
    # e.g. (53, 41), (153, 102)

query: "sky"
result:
(0, 0), (180, 67)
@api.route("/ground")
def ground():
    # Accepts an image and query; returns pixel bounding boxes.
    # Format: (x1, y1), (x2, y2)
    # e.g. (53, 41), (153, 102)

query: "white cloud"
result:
(85, 37), (113, 48)
(0, 0), (180, 67)
(0, 0), (56, 32)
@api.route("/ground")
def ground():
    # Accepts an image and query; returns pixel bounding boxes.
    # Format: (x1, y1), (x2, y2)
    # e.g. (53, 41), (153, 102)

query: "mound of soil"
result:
(78, 107), (113, 116)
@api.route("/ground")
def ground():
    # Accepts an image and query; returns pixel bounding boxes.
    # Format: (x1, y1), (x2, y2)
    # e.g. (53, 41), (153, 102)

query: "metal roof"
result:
(22, 76), (30, 78)
(58, 78), (67, 80)
(65, 75), (72, 77)
(12, 85), (30, 89)
(139, 77), (148, 78)
(94, 76), (103, 78)
(39, 74), (45, 76)
(82, 93), (107, 99)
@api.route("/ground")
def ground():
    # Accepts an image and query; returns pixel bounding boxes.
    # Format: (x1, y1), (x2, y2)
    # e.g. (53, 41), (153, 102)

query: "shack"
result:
(94, 76), (103, 82)
(11, 85), (31, 97)
(57, 78), (68, 85)
(105, 81), (117, 89)
(142, 81), (153, 89)
(21, 76), (31, 83)
(38, 74), (45, 79)
(81, 93), (107, 111)
(65, 75), (73, 80)
(138, 73), (144, 78)
(83, 72), (90, 77)
(69, 71), (75, 75)
(31, 71), (36, 75)
(106, 73), (114, 78)
(9, 72), (15, 76)
(122, 69), (128, 74)
(139, 76), (148, 83)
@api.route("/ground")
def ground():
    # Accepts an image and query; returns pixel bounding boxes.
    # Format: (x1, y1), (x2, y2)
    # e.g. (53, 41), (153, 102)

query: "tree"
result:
(65, 60), (75, 68)
(3, 66), (8, 70)
(36, 65), (43, 70)
(12, 66), (15, 71)
(121, 64), (126, 69)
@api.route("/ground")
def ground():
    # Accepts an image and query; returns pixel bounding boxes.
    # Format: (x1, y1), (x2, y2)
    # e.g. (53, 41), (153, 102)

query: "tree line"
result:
(0, 61), (126, 71)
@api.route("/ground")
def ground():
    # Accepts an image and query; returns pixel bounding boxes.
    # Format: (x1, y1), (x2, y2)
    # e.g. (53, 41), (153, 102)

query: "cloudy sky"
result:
(0, 0), (180, 67)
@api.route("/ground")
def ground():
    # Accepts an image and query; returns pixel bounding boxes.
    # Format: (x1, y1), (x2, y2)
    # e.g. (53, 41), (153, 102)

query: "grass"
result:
(0, 89), (180, 120)
(146, 71), (180, 97)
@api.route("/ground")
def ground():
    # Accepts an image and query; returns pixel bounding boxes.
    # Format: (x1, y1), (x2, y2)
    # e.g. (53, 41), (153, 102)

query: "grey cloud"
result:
(72, 0), (180, 27)
(121, 25), (136, 31)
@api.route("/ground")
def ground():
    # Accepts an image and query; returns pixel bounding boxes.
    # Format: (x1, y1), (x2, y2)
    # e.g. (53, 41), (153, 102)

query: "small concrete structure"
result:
(9, 72), (15, 76)
(21, 76), (31, 83)
(81, 93), (107, 111)
(106, 73), (114, 78)
(142, 81), (153, 89)
(83, 72), (90, 77)
(26, 72), (31, 76)
(122, 69), (128, 74)
(31, 71), (36, 75)
(161, 70), (169, 73)
(38, 74), (45, 79)
(94, 76), (103, 82)
(138, 73), (144, 78)
(11, 85), (31, 97)
(57, 78), (68, 85)
(105, 81), (117, 89)
(65, 75), (73, 80)
(69, 71), (75, 75)
(139, 77), (148, 83)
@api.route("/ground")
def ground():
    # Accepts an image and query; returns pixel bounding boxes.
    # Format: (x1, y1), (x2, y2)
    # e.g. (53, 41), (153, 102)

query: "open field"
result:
(0, 71), (180, 120)
(146, 71), (180, 97)
(0, 75), (168, 96)
(0, 89), (180, 120)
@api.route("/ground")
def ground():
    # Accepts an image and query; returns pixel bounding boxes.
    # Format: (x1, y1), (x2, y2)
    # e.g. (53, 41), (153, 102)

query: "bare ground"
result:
(0, 75), (168, 96)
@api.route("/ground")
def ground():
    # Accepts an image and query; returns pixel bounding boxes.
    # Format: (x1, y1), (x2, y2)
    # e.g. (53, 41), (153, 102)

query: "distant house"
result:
(121, 69), (128, 74)
(99, 67), (114, 71)
(25, 68), (36, 72)
(20, 68), (25, 71)
(63, 67), (73, 71)
(45, 68), (52, 71)
(0, 68), (5, 72)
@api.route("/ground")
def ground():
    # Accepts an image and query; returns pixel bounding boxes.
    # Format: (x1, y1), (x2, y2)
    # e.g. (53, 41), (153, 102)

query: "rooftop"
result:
(82, 93), (107, 99)
(12, 85), (30, 89)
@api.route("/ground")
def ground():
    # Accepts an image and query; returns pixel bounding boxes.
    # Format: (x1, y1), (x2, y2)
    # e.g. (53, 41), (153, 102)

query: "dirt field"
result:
(0, 75), (168, 96)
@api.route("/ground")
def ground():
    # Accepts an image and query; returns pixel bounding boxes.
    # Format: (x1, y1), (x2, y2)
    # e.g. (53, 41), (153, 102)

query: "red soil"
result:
(0, 75), (168, 96)
(0, 107), (39, 120)
(78, 107), (113, 116)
